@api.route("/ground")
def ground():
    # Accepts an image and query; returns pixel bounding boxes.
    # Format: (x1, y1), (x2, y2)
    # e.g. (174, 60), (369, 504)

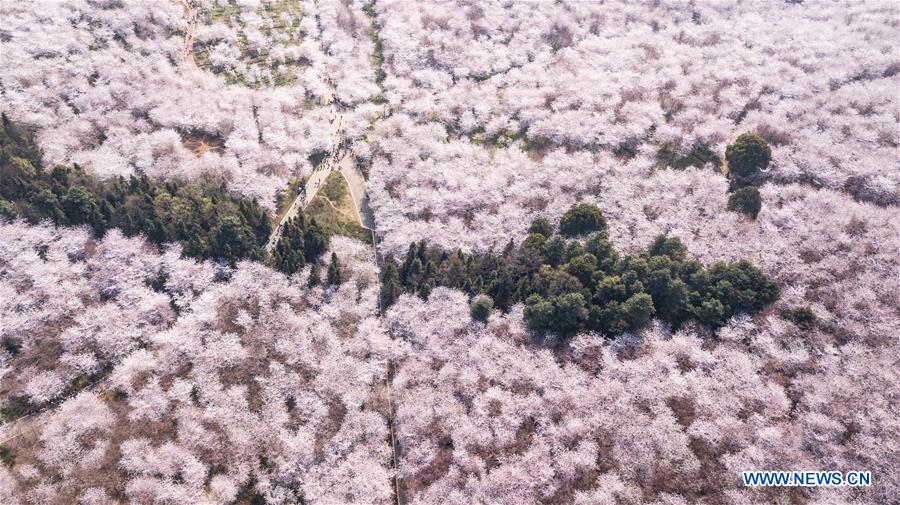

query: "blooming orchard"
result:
(1, 223), (397, 504)
(364, 0), (898, 252)
(0, 0), (379, 211)
(1, 0), (898, 504)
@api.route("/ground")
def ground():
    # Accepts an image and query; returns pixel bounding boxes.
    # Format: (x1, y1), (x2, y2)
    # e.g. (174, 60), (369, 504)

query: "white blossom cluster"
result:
(1, 1), (898, 504)
(364, 0), (899, 253)
(1, 223), (397, 504)
(0, 0), (379, 211)
(194, 0), (312, 88)
(386, 288), (899, 505)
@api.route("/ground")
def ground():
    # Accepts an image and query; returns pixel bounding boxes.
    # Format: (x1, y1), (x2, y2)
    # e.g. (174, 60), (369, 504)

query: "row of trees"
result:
(381, 204), (778, 338)
(1, 116), (326, 271)
(725, 133), (771, 219)
(658, 133), (770, 220)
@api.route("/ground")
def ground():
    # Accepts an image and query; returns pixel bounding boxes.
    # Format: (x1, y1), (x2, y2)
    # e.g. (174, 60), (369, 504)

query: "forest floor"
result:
(180, 131), (225, 155)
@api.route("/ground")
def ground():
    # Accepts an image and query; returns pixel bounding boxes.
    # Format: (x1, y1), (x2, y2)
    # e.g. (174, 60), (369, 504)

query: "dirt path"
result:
(266, 72), (373, 251)
(337, 151), (374, 228)
(265, 159), (336, 251)
(319, 82), (374, 230)
(179, 0), (199, 70)
(180, 2), (397, 500)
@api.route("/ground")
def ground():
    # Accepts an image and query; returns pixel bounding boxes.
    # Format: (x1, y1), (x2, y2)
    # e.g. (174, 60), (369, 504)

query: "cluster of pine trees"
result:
(381, 203), (778, 338)
(270, 215), (330, 274)
(0, 115), (321, 270)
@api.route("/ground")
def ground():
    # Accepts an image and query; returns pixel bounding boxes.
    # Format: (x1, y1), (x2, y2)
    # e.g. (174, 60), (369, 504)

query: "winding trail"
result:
(259, 3), (399, 503)
(264, 104), (373, 252)
(179, 0), (199, 70)
(179, 3), (398, 504)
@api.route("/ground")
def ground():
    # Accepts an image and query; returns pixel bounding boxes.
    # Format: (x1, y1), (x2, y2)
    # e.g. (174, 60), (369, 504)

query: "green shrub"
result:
(528, 217), (553, 237)
(657, 142), (719, 170)
(327, 252), (343, 286)
(307, 264), (321, 287)
(781, 306), (816, 330)
(726, 133), (771, 180)
(1, 395), (32, 422)
(0, 199), (16, 219)
(522, 233), (547, 250)
(470, 295), (494, 323)
(0, 447), (14, 467)
(559, 203), (606, 237)
(728, 187), (763, 219)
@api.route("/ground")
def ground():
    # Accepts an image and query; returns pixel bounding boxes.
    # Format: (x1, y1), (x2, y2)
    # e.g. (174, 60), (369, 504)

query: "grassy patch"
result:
(1, 395), (33, 422)
(657, 142), (721, 170)
(0, 447), (14, 467)
(470, 127), (522, 149)
(466, 127), (553, 160)
(322, 171), (347, 202)
(306, 172), (372, 244)
(363, 1), (386, 85)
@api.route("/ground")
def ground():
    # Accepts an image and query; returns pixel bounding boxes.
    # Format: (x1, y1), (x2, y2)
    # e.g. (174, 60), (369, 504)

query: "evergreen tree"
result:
(622, 293), (655, 328)
(559, 203), (606, 237)
(543, 236), (568, 266)
(522, 233), (547, 250)
(213, 216), (259, 266)
(727, 187), (763, 219)
(400, 242), (418, 285)
(303, 218), (329, 263)
(61, 186), (106, 231)
(416, 239), (428, 263)
(524, 294), (555, 332)
(648, 235), (687, 261)
(470, 295), (494, 323)
(725, 133), (771, 183)
(552, 293), (589, 336)
(584, 232), (618, 272)
(781, 306), (816, 330)
(379, 258), (402, 309)
(528, 217), (553, 237)
(30, 189), (65, 222)
(327, 252), (342, 286)
(273, 217), (306, 274)
(308, 264), (321, 287)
